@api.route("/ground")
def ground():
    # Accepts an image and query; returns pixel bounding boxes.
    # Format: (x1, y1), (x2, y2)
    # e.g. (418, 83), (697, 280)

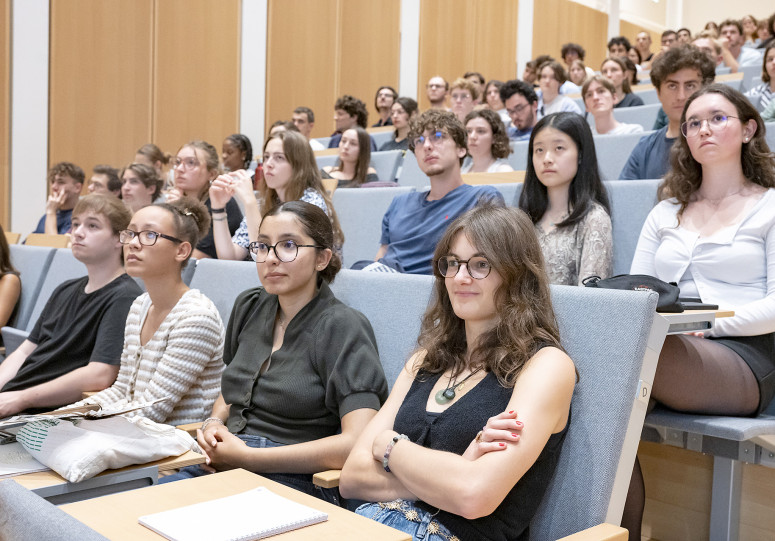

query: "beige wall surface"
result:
(0, 0), (8, 228)
(533, 0), (608, 72)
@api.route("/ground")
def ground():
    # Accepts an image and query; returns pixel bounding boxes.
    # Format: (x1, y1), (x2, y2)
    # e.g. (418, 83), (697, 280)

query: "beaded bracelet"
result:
(201, 417), (225, 432)
(382, 434), (409, 472)
(211, 207), (226, 214)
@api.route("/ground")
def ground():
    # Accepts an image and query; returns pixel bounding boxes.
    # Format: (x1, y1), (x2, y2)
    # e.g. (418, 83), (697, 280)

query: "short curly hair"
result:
(649, 44), (716, 90)
(48, 162), (84, 185)
(334, 95), (368, 128)
(561, 43), (586, 61)
(463, 109), (512, 160)
(408, 110), (467, 166)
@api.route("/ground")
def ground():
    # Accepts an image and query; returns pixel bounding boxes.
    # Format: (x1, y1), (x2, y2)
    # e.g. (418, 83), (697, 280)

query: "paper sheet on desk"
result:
(0, 396), (172, 431)
(0, 441), (50, 478)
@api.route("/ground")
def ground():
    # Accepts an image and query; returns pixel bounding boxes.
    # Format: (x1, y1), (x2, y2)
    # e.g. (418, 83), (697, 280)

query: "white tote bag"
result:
(17, 416), (198, 483)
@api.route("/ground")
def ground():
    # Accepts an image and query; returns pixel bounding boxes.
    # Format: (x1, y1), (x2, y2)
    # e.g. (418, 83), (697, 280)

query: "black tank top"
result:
(394, 370), (569, 541)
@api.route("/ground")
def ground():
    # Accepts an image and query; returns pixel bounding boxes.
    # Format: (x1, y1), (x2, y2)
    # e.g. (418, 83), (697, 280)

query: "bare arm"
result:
(0, 340), (37, 391)
(198, 407), (377, 473)
(0, 361), (119, 417)
(0, 273), (21, 328)
(375, 244), (388, 261)
(43, 192), (67, 235)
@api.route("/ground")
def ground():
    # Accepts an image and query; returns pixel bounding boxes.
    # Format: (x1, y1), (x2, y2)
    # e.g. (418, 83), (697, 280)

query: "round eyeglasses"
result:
(437, 256), (492, 280)
(412, 130), (448, 149)
(119, 229), (183, 246)
(248, 239), (324, 263)
(681, 114), (739, 137)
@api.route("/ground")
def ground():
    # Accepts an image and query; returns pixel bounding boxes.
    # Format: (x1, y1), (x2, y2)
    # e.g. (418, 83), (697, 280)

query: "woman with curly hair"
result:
(341, 204), (575, 540)
(625, 84), (775, 540)
(461, 109), (514, 173)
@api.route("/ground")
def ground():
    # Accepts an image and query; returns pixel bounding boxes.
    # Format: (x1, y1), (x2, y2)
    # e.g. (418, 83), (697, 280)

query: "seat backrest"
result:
(396, 152), (429, 188)
(531, 286), (662, 540)
(315, 154), (339, 170)
(632, 87), (658, 105)
(330, 270), (433, 389)
(612, 103), (661, 130)
(739, 64), (763, 91)
(491, 182), (523, 205)
(26, 248), (88, 331)
(508, 140), (530, 170)
(370, 150), (403, 181)
(594, 130), (654, 180)
(7, 245), (56, 329)
(332, 186), (415, 268)
(370, 130), (394, 149)
(312, 136), (331, 148)
(766, 122), (775, 151)
(604, 179), (661, 275)
(188, 259), (259, 326)
(0, 480), (109, 540)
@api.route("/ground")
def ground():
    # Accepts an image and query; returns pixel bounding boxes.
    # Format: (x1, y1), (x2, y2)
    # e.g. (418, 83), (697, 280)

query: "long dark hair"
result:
(415, 205), (563, 387)
(261, 201), (341, 284)
(519, 112), (610, 228)
(662, 84), (775, 217)
(0, 224), (18, 275)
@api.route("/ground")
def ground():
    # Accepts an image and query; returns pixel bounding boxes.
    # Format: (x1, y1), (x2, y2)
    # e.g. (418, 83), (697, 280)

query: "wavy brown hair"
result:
(260, 130), (344, 249)
(415, 205), (564, 387)
(463, 109), (512, 160)
(662, 84), (775, 216)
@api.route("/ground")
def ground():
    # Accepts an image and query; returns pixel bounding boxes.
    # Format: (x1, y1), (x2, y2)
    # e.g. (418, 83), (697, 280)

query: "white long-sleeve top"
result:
(630, 189), (775, 337)
(77, 289), (225, 425)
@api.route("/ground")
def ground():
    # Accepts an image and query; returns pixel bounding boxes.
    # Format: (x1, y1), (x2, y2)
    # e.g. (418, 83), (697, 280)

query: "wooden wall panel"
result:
(339, 0), (400, 128)
(48, 0), (153, 193)
(153, 0), (240, 157)
(533, 0), (608, 74)
(417, 0), (519, 112)
(620, 20), (662, 65)
(266, 0), (339, 140)
(0, 0), (9, 228)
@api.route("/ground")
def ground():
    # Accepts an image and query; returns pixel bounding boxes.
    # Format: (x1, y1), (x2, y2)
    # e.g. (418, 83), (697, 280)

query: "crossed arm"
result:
(340, 348), (575, 519)
(195, 394), (378, 474)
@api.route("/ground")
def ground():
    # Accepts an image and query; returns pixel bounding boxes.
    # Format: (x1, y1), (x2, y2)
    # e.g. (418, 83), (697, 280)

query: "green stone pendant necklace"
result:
(434, 368), (483, 405)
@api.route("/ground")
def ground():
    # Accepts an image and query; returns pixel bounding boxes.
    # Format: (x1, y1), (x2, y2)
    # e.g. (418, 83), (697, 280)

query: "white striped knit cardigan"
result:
(78, 289), (225, 425)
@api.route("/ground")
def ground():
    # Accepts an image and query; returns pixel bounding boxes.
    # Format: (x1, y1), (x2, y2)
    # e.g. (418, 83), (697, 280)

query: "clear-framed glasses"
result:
(172, 157), (200, 170)
(119, 229), (184, 246)
(450, 92), (472, 102)
(437, 256), (492, 280)
(506, 103), (529, 116)
(412, 130), (447, 149)
(377, 91), (394, 99)
(681, 114), (739, 137)
(248, 239), (324, 263)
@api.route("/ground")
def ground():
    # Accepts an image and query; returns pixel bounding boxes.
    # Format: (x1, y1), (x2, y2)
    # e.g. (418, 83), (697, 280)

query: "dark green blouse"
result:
(222, 282), (388, 444)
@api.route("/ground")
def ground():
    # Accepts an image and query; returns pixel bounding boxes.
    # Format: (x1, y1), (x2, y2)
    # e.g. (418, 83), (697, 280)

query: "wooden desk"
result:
(61, 468), (411, 541)
(658, 309), (734, 335)
(14, 450), (204, 504)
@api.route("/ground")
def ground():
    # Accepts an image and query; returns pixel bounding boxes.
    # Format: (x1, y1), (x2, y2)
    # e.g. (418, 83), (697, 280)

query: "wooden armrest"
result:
(558, 523), (628, 541)
(312, 469), (341, 488)
(176, 422), (201, 437)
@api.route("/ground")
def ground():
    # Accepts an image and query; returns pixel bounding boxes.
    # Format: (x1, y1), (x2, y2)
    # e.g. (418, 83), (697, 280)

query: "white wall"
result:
(682, 0), (773, 34)
(620, 0), (667, 30)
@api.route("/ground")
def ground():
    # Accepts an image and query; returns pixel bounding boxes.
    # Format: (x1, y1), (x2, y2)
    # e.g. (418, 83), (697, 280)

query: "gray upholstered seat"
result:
(612, 103), (662, 130)
(595, 130), (655, 180)
(604, 179), (661, 275)
(6, 244), (56, 330)
(396, 151), (429, 188)
(331, 186), (415, 268)
(188, 259), (259, 326)
(369, 149), (403, 182)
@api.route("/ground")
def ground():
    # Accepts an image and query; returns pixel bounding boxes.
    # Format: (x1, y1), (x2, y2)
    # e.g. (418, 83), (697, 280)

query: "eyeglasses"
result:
(427, 83), (445, 89)
(119, 229), (184, 246)
(377, 92), (394, 99)
(506, 103), (530, 116)
(437, 256), (492, 280)
(412, 130), (447, 149)
(248, 239), (324, 263)
(450, 92), (472, 102)
(680, 114), (739, 137)
(173, 157), (200, 170)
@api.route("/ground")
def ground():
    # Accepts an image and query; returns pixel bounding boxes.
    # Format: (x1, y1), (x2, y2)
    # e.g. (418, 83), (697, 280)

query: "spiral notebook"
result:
(138, 486), (328, 541)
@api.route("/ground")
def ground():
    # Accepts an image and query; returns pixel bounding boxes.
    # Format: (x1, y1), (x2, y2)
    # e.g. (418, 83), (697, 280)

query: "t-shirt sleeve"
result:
(313, 307), (388, 419)
(477, 186), (506, 206)
(88, 292), (136, 365)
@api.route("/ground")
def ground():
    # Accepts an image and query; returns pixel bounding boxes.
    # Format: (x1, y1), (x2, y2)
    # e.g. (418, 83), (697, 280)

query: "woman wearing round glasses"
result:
(68, 198), (225, 425)
(210, 131), (343, 261)
(167, 140), (243, 260)
(625, 84), (775, 538)
(341, 204), (575, 541)
(170, 201), (387, 504)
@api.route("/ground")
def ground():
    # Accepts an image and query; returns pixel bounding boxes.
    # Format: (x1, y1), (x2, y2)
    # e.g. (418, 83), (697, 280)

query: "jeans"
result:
(158, 434), (341, 506)
(356, 500), (457, 541)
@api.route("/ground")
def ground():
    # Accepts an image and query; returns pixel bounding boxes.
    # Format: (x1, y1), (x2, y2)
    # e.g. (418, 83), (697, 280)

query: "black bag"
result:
(582, 274), (684, 313)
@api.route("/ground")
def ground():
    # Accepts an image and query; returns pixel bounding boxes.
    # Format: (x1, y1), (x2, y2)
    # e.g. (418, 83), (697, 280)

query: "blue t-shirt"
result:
(380, 184), (505, 275)
(619, 126), (675, 180)
(33, 208), (73, 234)
(507, 125), (533, 141)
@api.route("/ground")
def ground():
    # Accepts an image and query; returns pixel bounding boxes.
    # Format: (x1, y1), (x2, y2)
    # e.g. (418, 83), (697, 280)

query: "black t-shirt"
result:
(198, 198), (243, 259)
(1, 274), (141, 393)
